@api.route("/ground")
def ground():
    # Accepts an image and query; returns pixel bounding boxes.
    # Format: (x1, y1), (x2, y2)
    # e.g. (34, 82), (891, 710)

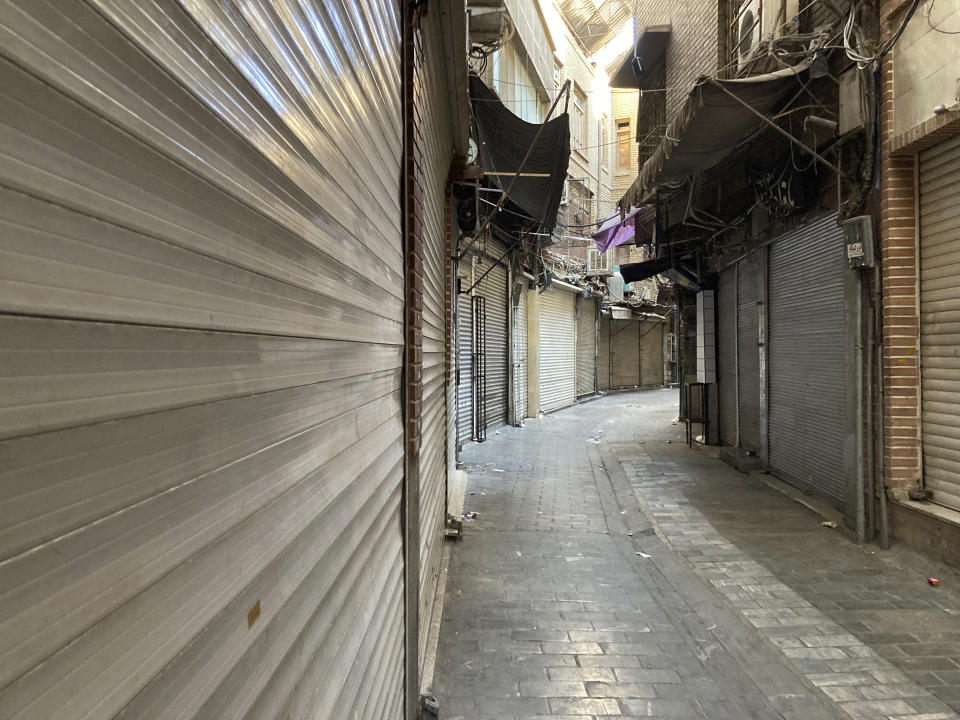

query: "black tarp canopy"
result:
(618, 59), (814, 213)
(470, 75), (570, 233)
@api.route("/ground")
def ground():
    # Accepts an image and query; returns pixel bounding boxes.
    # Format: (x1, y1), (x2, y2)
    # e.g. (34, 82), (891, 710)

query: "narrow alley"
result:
(434, 391), (960, 720)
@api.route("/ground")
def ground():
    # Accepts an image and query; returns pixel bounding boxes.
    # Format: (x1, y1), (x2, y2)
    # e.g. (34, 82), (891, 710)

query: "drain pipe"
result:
(875, 261), (890, 549)
(855, 272), (866, 544)
(865, 277), (875, 542)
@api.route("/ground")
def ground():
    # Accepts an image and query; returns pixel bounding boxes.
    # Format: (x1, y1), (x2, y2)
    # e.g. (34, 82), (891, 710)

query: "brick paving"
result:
(433, 390), (960, 719)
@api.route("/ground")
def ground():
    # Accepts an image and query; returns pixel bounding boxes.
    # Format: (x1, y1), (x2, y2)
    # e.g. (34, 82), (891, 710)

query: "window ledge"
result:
(892, 497), (960, 530)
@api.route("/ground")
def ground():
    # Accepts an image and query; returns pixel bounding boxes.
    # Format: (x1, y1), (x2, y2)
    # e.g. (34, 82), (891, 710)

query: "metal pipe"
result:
(866, 276), (875, 542)
(855, 272), (866, 544)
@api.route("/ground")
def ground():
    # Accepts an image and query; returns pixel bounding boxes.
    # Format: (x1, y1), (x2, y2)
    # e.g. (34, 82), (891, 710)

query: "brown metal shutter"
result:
(513, 289), (529, 423)
(718, 266), (738, 446)
(0, 2), (405, 718)
(768, 214), (848, 505)
(737, 254), (761, 452)
(577, 297), (598, 397)
(539, 286), (577, 411)
(610, 320), (641, 388)
(920, 134), (960, 511)
(477, 258), (510, 430)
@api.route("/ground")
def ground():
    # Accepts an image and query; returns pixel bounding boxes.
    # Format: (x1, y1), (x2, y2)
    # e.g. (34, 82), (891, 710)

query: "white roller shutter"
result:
(457, 289), (473, 446)
(718, 266), (738, 446)
(539, 286), (577, 412)
(577, 297), (598, 397)
(0, 2), (405, 718)
(513, 289), (529, 423)
(768, 214), (848, 505)
(477, 258), (509, 430)
(920, 134), (960, 511)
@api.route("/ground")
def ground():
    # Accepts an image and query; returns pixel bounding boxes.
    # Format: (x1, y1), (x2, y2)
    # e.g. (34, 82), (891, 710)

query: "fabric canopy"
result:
(470, 75), (570, 232)
(591, 206), (653, 253)
(618, 59), (813, 212)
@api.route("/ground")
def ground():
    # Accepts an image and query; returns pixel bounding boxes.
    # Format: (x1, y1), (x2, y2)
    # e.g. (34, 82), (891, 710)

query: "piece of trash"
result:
(469, 492), (476, 495)
(587, 437), (601, 444)
(515, 551), (522, 557)
(706, 624), (717, 631)
(492, 468), (505, 473)
(627, 532), (633, 537)
(928, 577), (940, 587)
(464, 511), (479, 519)
(821, 521), (837, 528)
(635, 551), (651, 558)
(666, 440), (671, 444)
(457, 589), (462, 597)
(481, 492), (486, 496)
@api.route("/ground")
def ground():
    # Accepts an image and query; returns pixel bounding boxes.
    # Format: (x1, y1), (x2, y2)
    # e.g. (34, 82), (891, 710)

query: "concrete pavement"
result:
(433, 389), (960, 719)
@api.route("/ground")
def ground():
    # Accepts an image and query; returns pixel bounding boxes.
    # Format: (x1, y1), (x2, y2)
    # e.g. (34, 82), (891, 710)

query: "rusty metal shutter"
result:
(737, 254), (761, 452)
(768, 214), (847, 505)
(610, 319), (641, 388)
(457, 289), (474, 446)
(0, 2), (405, 718)
(539, 286), (577, 412)
(718, 266), (738, 446)
(577, 297), (598, 397)
(513, 289), (529, 423)
(477, 257), (509, 430)
(920, 134), (960, 511)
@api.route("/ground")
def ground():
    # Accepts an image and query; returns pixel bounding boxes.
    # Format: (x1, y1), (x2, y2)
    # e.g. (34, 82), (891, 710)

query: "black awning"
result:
(608, 25), (671, 89)
(618, 60), (813, 212)
(619, 257), (669, 284)
(470, 75), (570, 233)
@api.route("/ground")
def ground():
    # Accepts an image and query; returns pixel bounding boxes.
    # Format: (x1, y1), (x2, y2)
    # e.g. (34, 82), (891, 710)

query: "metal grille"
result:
(472, 295), (488, 442)
(737, 253), (761, 452)
(768, 213), (847, 504)
(577, 297), (598, 397)
(718, 266), (738, 446)
(539, 287), (577, 412)
(920, 133), (960, 511)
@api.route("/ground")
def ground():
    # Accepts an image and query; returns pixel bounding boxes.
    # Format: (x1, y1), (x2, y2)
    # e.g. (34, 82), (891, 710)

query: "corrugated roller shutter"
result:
(577, 298), (598, 397)
(640, 321), (664, 386)
(416, 11), (451, 668)
(718, 266), (738, 446)
(737, 253), (761, 452)
(0, 1), (405, 718)
(457, 289), (473, 446)
(610, 320), (641, 388)
(598, 317), (611, 390)
(920, 134), (960, 511)
(477, 258), (509, 430)
(539, 287), (577, 412)
(513, 290), (529, 423)
(768, 214), (847, 504)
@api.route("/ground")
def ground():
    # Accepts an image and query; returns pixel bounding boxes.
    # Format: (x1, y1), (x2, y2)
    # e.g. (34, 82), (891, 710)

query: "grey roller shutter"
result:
(577, 298), (598, 397)
(737, 254), (761, 452)
(718, 266), (738, 446)
(768, 214), (847, 505)
(513, 290), (529, 423)
(457, 289), (474, 446)
(477, 258), (509, 430)
(640, 321), (665, 386)
(0, 1), (405, 718)
(539, 287), (577, 412)
(598, 317), (611, 390)
(610, 320), (641, 388)
(417, 11), (452, 667)
(920, 135), (960, 511)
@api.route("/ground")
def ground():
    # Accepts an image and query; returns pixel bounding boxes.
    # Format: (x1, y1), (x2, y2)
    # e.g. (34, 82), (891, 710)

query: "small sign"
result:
(847, 242), (863, 259)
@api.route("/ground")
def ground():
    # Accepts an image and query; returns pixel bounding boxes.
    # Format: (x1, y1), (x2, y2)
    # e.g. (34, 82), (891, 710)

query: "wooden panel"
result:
(0, 0), (406, 718)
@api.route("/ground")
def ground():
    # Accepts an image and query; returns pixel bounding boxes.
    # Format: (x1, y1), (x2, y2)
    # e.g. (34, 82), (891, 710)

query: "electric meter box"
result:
(842, 215), (875, 269)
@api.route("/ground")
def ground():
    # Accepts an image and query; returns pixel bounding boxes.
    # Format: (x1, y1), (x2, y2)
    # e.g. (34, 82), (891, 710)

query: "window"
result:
(616, 119), (632, 174)
(601, 115), (608, 168)
(572, 85), (587, 151)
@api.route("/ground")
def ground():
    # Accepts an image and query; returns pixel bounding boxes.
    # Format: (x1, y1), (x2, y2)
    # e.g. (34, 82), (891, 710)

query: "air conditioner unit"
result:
(586, 248), (614, 276)
(736, 0), (761, 71)
(607, 274), (625, 302)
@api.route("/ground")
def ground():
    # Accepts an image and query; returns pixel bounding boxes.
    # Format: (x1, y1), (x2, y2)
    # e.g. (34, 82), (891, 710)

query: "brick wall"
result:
(878, 1), (922, 497)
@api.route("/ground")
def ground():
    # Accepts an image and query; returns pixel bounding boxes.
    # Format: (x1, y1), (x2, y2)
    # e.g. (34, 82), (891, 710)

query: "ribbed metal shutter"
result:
(640, 321), (665, 386)
(718, 266), (738, 446)
(920, 135), (960, 511)
(457, 289), (473, 446)
(513, 290), (529, 423)
(477, 259), (509, 430)
(610, 319), (641, 388)
(0, 3), (406, 718)
(737, 254), (761, 452)
(539, 287), (577, 411)
(598, 317), (611, 390)
(577, 297), (598, 397)
(768, 214), (847, 504)
(416, 11), (452, 667)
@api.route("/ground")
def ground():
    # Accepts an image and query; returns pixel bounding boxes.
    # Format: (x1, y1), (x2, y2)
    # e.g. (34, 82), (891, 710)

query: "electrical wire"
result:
(924, 0), (960, 34)
(843, 0), (921, 67)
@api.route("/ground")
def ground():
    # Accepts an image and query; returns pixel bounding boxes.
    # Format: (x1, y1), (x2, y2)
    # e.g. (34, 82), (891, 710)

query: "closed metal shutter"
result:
(920, 134), (960, 511)
(0, 2), (405, 718)
(598, 317), (611, 390)
(610, 320), (641, 388)
(539, 287), (577, 411)
(477, 258), (509, 430)
(577, 297), (598, 397)
(513, 290), (529, 423)
(718, 266), (738, 446)
(737, 254), (761, 452)
(768, 214), (847, 504)
(416, 12), (452, 667)
(640, 321), (665, 386)
(457, 289), (473, 446)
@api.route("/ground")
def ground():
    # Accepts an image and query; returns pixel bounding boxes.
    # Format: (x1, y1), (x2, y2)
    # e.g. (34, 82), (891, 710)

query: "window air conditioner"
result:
(607, 274), (625, 302)
(586, 248), (614, 276)
(736, 0), (761, 71)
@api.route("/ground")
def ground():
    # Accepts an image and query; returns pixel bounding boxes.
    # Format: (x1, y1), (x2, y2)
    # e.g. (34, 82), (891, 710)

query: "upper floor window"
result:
(572, 85), (587, 151)
(616, 119), (632, 174)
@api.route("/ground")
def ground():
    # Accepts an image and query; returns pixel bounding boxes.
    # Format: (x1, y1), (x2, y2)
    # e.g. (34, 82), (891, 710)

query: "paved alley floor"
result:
(433, 390), (960, 719)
